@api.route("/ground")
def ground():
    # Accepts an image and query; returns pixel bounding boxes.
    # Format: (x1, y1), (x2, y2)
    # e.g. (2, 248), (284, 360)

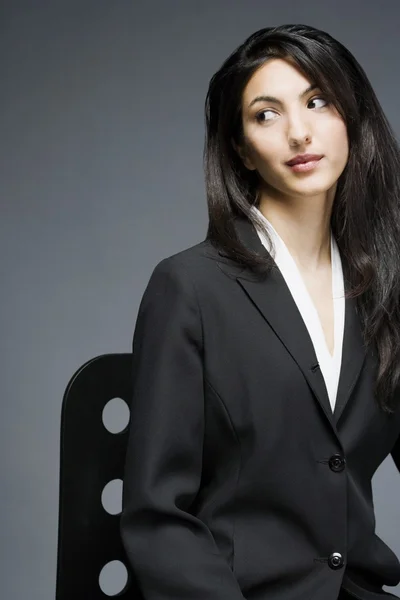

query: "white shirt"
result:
(250, 206), (345, 412)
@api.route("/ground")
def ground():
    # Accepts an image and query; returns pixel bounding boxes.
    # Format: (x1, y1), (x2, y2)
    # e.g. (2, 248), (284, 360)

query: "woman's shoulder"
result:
(148, 238), (244, 293)
(152, 239), (219, 277)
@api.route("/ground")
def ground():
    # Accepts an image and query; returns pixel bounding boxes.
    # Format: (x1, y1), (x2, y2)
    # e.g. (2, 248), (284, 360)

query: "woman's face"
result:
(235, 58), (349, 201)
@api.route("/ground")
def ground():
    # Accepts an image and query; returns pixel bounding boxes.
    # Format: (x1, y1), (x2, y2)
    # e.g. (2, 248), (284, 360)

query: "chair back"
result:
(56, 353), (142, 599)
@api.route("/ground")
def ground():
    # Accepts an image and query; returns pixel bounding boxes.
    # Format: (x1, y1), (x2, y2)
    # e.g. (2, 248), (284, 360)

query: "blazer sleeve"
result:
(120, 257), (245, 600)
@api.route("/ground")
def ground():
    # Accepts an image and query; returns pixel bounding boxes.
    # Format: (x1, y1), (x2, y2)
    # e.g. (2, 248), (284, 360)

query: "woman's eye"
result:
(255, 96), (330, 123)
(308, 96), (329, 109)
(255, 109), (277, 123)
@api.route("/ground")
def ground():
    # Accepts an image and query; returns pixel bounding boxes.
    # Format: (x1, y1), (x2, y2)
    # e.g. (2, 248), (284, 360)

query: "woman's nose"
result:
(287, 115), (312, 146)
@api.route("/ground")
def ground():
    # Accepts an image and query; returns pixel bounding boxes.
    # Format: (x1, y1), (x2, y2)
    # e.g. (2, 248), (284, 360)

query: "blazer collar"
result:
(225, 215), (367, 430)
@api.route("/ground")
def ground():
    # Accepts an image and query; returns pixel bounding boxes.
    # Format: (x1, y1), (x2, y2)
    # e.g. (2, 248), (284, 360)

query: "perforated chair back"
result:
(55, 353), (142, 599)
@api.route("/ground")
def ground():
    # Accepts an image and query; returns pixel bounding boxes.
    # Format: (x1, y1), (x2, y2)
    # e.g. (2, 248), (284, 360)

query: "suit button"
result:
(328, 552), (344, 570)
(329, 454), (346, 472)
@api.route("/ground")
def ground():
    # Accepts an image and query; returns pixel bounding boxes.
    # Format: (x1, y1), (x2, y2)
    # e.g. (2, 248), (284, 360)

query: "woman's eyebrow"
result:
(247, 83), (319, 109)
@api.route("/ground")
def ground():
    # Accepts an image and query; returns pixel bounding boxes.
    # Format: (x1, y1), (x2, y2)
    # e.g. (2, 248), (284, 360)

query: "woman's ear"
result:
(231, 137), (239, 155)
(231, 137), (256, 171)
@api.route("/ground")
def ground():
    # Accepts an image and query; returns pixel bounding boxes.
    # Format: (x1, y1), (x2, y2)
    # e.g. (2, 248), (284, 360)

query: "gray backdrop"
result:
(1, 1), (400, 598)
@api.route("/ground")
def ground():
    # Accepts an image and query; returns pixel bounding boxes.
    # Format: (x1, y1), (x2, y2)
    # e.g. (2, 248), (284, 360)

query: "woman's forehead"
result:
(242, 59), (315, 108)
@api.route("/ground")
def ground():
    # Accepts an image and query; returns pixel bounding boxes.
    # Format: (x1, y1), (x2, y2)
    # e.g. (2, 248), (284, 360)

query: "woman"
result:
(120, 24), (400, 600)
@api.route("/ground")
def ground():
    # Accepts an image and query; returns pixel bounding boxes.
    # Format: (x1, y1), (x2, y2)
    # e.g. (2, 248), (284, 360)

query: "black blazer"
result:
(120, 216), (400, 600)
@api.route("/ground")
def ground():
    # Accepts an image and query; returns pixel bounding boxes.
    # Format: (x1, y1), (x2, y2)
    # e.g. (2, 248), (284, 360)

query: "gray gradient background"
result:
(2, 1), (400, 598)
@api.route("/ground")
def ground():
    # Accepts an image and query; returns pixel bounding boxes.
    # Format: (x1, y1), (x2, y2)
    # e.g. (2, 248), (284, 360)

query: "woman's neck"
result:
(256, 193), (334, 273)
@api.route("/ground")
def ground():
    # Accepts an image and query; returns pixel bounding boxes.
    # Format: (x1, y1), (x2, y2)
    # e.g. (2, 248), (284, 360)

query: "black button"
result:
(328, 552), (344, 570)
(329, 454), (346, 472)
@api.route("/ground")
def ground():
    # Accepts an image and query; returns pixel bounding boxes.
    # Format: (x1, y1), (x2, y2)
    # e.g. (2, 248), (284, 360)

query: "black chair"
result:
(56, 353), (142, 599)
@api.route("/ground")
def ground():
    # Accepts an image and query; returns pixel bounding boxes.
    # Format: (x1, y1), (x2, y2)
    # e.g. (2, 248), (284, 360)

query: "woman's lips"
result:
(286, 157), (323, 172)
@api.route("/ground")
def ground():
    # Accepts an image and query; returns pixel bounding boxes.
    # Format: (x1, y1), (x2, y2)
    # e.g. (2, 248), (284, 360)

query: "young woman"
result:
(120, 24), (400, 600)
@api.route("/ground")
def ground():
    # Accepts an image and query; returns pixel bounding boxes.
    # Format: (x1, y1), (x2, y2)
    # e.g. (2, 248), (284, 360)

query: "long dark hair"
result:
(203, 23), (400, 413)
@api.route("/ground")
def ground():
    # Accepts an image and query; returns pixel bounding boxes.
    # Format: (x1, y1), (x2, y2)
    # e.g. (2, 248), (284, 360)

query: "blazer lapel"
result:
(226, 216), (367, 430)
(333, 291), (367, 423)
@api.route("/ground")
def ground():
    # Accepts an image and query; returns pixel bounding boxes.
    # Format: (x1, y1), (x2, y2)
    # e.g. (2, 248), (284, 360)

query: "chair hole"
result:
(99, 560), (128, 596)
(102, 397), (130, 434)
(101, 479), (123, 515)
